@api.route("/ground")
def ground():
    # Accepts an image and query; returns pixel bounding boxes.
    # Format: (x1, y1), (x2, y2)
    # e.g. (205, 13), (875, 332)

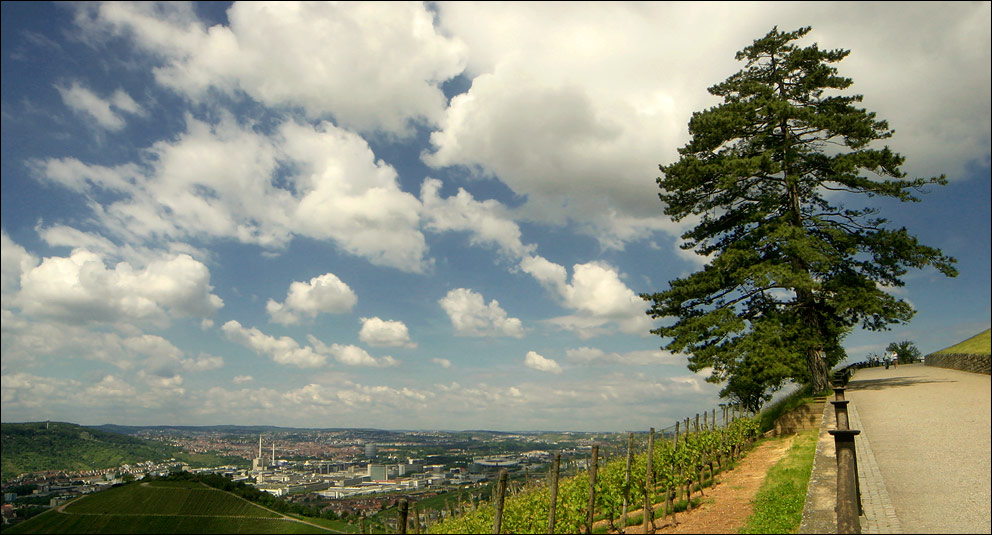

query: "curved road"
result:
(846, 362), (991, 534)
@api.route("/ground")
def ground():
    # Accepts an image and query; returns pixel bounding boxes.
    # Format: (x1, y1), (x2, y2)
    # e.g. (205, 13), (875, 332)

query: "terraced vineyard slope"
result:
(3, 480), (341, 534)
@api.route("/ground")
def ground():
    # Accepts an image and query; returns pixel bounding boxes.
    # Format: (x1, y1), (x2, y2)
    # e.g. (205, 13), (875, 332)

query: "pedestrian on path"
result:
(892, 351), (898, 368)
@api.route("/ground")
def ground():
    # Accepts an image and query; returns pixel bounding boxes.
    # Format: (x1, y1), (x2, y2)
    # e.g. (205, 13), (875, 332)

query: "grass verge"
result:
(738, 429), (818, 534)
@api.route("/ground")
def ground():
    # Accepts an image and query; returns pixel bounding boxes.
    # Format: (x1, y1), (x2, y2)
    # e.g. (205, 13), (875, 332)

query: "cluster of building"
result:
(2, 430), (601, 528)
(243, 436), (503, 499)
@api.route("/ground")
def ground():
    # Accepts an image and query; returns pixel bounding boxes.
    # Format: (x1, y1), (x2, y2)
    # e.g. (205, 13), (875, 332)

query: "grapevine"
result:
(429, 415), (759, 534)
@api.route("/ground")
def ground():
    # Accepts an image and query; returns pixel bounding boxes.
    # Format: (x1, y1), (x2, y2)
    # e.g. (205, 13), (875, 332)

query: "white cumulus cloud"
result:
(221, 320), (326, 368)
(421, 178), (534, 261)
(522, 258), (654, 338)
(74, 1), (467, 135)
(307, 336), (400, 368)
(32, 116), (430, 272)
(524, 351), (562, 374)
(14, 248), (223, 326)
(359, 317), (415, 348)
(1, 231), (38, 298)
(56, 81), (144, 131)
(438, 288), (524, 338)
(565, 347), (683, 366)
(427, 1), (990, 250)
(267, 272), (357, 325)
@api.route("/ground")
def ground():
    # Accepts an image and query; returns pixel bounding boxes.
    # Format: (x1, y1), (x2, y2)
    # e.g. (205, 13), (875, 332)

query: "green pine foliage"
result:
(642, 26), (957, 401)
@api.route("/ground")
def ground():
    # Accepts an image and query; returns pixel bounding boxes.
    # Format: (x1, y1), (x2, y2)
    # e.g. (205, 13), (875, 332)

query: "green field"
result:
(4, 481), (339, 534)
(933, 328), (991, 355)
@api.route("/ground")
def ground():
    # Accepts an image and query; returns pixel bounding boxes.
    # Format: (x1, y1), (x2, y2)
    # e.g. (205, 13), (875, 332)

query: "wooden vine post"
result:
(585, 445), (598, 534)
(643, 429), (655, 534)
(492, 469), (508, 535)
(621, 433), (633, 530)
(548, 452), (560, 534)
(397, 498), (409, 535)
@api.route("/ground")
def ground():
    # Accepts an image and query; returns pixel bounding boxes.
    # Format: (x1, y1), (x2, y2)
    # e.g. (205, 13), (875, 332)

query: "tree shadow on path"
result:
(847, 375), (954, 391)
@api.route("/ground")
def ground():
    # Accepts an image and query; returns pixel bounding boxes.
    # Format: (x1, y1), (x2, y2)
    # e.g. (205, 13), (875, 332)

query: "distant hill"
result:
(932, 329), (991, 355)
(0, 422), (244, 481)
(3, 480), (339, 534)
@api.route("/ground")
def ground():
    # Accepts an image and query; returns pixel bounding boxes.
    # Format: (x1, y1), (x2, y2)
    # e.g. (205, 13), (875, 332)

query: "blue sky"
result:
(2, 2), (989, 432)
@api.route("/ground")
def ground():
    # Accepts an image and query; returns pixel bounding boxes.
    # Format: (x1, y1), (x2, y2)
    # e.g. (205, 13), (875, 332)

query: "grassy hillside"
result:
(932, 329), (991, 355)
(3, 480), (337, 534)
(1, 422), (245, 481)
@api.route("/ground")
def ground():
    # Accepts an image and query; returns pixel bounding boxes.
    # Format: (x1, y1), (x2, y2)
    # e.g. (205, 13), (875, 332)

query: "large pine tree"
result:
(642, 27), (957, 403)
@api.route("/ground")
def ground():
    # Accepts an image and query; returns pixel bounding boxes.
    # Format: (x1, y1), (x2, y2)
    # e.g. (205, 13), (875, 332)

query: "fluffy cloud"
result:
(307, 336), (400, 368)
(0, 313), (131, 369)
(198, 381), (433, 423)
(13, 247), (222, 326)
(438, 288), (524, 338)
(74, 1), (467, 135)
(281, 120), (428, 269)
(1, 231), (38, 297)
(431, 358), (452, 368)
(421, 178), (534, 261)
(84, 374), (138, 399)
(426, 1), (990, 249)
(32, 116), (430, 271)
(32, 113), (428, 272)
(1, 373), (78, 409)
(267, 273), (358, 325)
(359, 317), (415, 348)
(56, 82), (145, 131)
(182, 353), (224, 372)
(524, 350), (562, 374)
(221, 320), (326, 368)
(522, 258), (654, 338)
(565, 347), (683, 366)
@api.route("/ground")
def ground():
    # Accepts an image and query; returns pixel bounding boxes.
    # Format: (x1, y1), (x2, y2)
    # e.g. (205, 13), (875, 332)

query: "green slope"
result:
(932, 328), (991, 355)
(4, 481), (337, 534)
(1, 422), (245, 481)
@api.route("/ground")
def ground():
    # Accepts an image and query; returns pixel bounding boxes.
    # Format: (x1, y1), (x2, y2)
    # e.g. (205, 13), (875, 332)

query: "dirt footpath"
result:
(614, 434), (797, 534)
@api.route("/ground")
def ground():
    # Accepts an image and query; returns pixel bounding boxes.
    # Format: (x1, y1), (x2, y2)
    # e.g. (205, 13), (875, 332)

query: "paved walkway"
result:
(843, 363), (990, 534)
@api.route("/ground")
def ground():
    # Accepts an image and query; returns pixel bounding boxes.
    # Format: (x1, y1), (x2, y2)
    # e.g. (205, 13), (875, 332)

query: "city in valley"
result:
(1, 425), (625, 523)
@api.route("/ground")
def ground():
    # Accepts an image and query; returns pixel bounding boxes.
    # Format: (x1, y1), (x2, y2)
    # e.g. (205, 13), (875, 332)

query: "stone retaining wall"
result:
(768, 398), (827, 437)
(924, 353), (991, 375)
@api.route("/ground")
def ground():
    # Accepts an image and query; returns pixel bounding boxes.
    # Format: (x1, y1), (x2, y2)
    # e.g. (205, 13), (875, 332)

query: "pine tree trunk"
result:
(807, 347), (831, 392)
